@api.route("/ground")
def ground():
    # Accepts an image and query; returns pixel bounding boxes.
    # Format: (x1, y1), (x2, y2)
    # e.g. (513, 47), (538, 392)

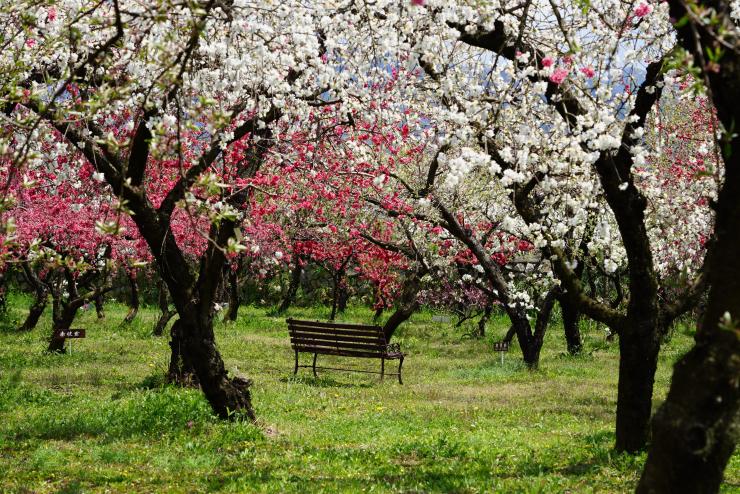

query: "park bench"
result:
(287, 318), (405, 384)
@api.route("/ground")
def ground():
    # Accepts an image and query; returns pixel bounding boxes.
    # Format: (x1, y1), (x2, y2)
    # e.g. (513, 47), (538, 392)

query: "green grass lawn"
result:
(0, 293), (738, 493)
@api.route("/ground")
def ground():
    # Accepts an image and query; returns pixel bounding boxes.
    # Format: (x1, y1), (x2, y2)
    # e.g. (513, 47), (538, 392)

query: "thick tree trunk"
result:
(559, 297), (582, 355)
(637, 332), (739, 493)
(156, 221), (256, 420)
(167, 318), (198, 384)
(47, 305), (78, 353)
(166, 311), (254, 420)
(224, 261), (241, 322)
(638, 14), (740, 482)
(153, 278), (176, 337)
(614, 317), (662, 453)
(277, 254), (302, 314)
(123, 271), (139, 324)
(18, 287), (47, 332)
(382, 273), (422, 341)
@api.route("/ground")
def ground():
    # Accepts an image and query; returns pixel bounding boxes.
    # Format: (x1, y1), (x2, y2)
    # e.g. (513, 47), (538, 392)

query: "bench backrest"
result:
(287, 318), (388, 358)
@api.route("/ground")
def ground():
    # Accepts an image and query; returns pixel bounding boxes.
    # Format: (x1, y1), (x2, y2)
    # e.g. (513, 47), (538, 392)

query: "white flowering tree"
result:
(320, 0), (720, 453)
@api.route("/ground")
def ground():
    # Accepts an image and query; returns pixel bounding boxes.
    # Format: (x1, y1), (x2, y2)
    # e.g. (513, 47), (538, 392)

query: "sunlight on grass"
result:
(0, 293), (737, 493)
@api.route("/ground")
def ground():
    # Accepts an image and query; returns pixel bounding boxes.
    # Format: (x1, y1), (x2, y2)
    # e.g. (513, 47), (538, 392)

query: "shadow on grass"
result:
(280, 375), (375, 389)
(208, 431), (639, 493)
(2, 386), (262, 443)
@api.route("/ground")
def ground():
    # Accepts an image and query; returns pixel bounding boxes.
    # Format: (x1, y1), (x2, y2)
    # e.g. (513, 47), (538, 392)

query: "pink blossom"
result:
(549, 68), (570, 84)
(541, 57), (554, 68)
(47, 7), (57, 21)
(634, 3), (652, 17)
(580, 66), (595, 78)
(411, 0), (425, 5)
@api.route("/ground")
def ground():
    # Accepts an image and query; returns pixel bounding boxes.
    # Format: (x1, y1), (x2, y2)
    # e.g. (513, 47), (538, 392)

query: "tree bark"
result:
(330, 270), (344, 321)
(153, 278), (176, 337)
(167, 318), (198, 384)
(559, 297), (582, 355)
(17, 262), (48, 332)
(382, 272), (422, 341)
(122, 270), (139, 324)
(47, 302), (79, 353)
(224, 260), (241, 322)
(18, 287), (47, 332)
(614, 320), (661, 453)
(337, 282), (349, 314)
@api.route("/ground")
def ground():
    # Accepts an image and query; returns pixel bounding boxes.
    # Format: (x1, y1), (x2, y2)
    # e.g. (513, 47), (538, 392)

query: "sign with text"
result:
(493, 341), (509, 352)
(54, 329), (86, 339)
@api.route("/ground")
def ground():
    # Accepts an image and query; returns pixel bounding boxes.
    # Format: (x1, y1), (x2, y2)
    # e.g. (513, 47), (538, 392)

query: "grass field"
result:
(0, 292), (738, 493)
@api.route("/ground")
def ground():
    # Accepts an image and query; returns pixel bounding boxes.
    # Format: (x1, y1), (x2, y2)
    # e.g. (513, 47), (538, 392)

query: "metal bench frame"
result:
(287, 318), (405, 384)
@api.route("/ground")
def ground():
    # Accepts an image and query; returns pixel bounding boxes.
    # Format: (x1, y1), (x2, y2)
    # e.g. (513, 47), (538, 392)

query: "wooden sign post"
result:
(53, 329), (86, 355)
(493, 340), (509, 365)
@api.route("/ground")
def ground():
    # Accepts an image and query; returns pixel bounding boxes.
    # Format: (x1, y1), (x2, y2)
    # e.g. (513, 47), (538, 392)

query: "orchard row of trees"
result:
(0, 0), (737, 490)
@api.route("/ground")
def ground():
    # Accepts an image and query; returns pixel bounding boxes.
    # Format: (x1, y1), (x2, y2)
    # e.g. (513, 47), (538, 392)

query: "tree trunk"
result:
(559, 297), (582, 355)
(337, 282), (349, 314)
(476, 302), (493, 338)
(94, 294), (105, 319)
(503, 324), (517, 343)
(638, 12), (740, 482)
(382, 272), (422, 341)
(224, 261), (241, 322)
(166, 311), (254, 420)
(153, 278), (176, 337)
(373, 307), (384, 323)
(18, 286), (47, 332)
(122, 271), (139, 324)
(18, 262), (48, 332)
(167, 318), (198, 384)
(614, 318), (661, 453)
(637, 331), (739, 493)
(47, 304), (78, 353)
(329, 272), (342, 321)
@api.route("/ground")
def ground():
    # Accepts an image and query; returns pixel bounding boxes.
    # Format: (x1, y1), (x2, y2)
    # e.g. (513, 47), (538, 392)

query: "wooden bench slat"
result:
(290, 337), (386, 352)
(289, 331), (385, 344)
(288, 325), (383, 338)
(287, 319), (383, 332)
(292, 346), (389, 359)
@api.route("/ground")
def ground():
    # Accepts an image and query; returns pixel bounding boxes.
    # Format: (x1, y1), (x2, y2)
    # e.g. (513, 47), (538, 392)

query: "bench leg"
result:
(294, 350), (299, 375)
(381, 357), (385, 381)
(312, 353), (318, 378)
(398, 356), (404, 385)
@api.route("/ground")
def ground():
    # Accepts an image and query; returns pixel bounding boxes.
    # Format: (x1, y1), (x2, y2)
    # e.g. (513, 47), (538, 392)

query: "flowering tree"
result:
(0, 0), (353, 419)
(317, 0), (718, 452)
